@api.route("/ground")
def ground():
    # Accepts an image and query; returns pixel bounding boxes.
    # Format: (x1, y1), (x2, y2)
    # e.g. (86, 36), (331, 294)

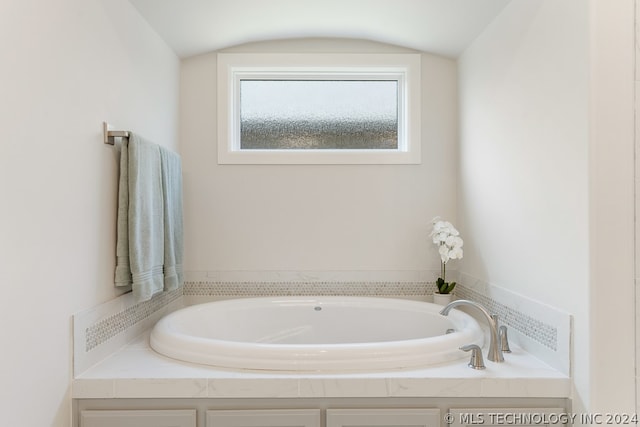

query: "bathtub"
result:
(150, 296), (484, 372)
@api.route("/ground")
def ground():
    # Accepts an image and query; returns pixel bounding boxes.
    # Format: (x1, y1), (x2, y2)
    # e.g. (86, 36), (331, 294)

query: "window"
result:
(240, 79), (398, 150)
(217, 53), (421, 164)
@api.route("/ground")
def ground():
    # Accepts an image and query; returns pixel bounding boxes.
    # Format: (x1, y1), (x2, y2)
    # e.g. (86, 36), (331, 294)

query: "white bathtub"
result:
(150, 296), (484, 372)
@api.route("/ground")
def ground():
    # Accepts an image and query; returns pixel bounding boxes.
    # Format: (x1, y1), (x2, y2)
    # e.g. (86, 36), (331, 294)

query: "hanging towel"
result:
(114, 133), (183, 302)
(114, 137), (132, 289)
(159, 146), (184, 291)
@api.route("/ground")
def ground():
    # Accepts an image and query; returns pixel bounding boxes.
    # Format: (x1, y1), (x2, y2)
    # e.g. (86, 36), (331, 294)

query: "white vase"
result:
(433, 292), (454, 305)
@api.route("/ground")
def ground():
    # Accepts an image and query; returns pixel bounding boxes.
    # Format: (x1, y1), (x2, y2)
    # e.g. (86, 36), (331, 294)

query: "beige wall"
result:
(180, 40), (459, 273)
(0, 0), (179, 425)
(588, 0), (635, 414)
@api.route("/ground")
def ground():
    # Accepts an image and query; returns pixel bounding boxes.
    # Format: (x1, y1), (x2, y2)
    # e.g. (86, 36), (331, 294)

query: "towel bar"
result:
(103, 121), (130, 145)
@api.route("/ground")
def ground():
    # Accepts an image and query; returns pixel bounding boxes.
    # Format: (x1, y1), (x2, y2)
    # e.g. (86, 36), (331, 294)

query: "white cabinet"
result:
(207, 409), (320, 427)
(327, 409), (441, 427)
(80, 409), (196, 427)
(448, 408), (567, 427)
(77, 403), (569, 427)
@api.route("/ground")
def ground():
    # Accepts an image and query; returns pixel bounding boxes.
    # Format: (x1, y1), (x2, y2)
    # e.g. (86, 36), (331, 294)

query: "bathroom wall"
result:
(636, 0), (640, 416)
(180, 39), (458, 278)
(0, 0), (179, 425)
(587, 0), (635, 414)
(458, 0), (634, 414)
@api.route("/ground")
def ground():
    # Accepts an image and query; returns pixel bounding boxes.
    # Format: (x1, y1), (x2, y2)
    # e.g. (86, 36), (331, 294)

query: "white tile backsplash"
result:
(84, 289), (182, 352)
(73, 289), (183, 375)
(457, 273), (571, 376)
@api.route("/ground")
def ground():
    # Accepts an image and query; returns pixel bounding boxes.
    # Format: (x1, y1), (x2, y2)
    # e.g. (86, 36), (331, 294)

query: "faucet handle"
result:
(499, 325), (512, 353)
(491, 315), (512, 354)
(460, 344), (486, 370)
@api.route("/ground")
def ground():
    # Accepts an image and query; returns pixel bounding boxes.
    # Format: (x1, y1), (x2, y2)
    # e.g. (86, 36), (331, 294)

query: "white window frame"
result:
(217, 53), (421, 165)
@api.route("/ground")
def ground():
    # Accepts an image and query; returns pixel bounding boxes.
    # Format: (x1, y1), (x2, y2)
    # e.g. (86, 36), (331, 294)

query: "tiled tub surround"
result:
(73, 270), (571, 400)
(455, 273), (571, 376)
(73, 288), (183, 375)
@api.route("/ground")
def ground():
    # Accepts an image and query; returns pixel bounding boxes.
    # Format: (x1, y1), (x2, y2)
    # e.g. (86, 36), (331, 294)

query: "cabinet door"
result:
(206, 409), (320, 427)
(80, 409), (196, 427)
(448, 408), (566, 427)
(327, 409), (441, 427)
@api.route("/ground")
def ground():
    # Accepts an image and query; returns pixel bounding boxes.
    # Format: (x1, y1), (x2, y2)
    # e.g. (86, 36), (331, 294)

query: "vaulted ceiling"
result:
(130, 0), (511, 58)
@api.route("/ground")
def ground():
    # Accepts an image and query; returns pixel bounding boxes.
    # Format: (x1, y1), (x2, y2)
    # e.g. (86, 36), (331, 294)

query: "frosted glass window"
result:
(217, 52), (421, 164)
(239, 80), (398, 150)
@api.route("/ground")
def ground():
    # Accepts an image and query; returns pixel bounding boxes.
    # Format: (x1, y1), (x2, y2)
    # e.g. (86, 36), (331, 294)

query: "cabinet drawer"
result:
(80, 409), (196, 427)
(327, 408), (441, 427)
(207, 409), (320, 427)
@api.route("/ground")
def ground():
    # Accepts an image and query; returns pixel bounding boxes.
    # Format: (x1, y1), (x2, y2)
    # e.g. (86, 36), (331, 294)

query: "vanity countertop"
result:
(72, 331), (570, 399)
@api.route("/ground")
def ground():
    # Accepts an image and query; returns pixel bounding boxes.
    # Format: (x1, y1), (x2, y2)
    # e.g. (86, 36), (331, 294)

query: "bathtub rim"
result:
(149, 296), (484, 372)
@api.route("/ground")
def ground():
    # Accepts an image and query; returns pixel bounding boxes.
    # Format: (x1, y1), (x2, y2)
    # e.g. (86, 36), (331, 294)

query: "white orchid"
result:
(430, 217), (464, 294)
(430, 218), (463, 263)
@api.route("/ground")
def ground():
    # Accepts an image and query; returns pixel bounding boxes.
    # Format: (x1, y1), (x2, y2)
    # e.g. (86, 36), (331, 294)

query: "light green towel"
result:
(114, 134), (183, 302)
(159, 146), (183, 291)
(114, 137), (132, 290)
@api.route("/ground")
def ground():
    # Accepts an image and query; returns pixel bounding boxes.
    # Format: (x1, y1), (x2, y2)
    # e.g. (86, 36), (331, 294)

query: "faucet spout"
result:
(439, 299), (504, 363)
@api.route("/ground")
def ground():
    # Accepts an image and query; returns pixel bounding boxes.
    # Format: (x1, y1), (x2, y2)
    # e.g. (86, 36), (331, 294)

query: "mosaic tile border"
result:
(456, 284), (558, 351)
(84, 288), (182, 352)
(457, 272), (571, 375)
(73, 288), (184, 375)
(184, 280), (436, 297)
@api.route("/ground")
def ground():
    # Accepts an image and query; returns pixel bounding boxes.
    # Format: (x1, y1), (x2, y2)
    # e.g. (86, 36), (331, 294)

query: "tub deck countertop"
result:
(72, 331), (570, 399)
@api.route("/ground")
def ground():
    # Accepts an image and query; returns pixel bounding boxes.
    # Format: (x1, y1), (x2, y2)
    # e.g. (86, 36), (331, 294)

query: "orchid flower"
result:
(430, 217), (463, 294)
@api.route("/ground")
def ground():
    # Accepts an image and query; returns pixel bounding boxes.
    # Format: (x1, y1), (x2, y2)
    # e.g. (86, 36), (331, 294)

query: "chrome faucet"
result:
(439, 299), (504, 363)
